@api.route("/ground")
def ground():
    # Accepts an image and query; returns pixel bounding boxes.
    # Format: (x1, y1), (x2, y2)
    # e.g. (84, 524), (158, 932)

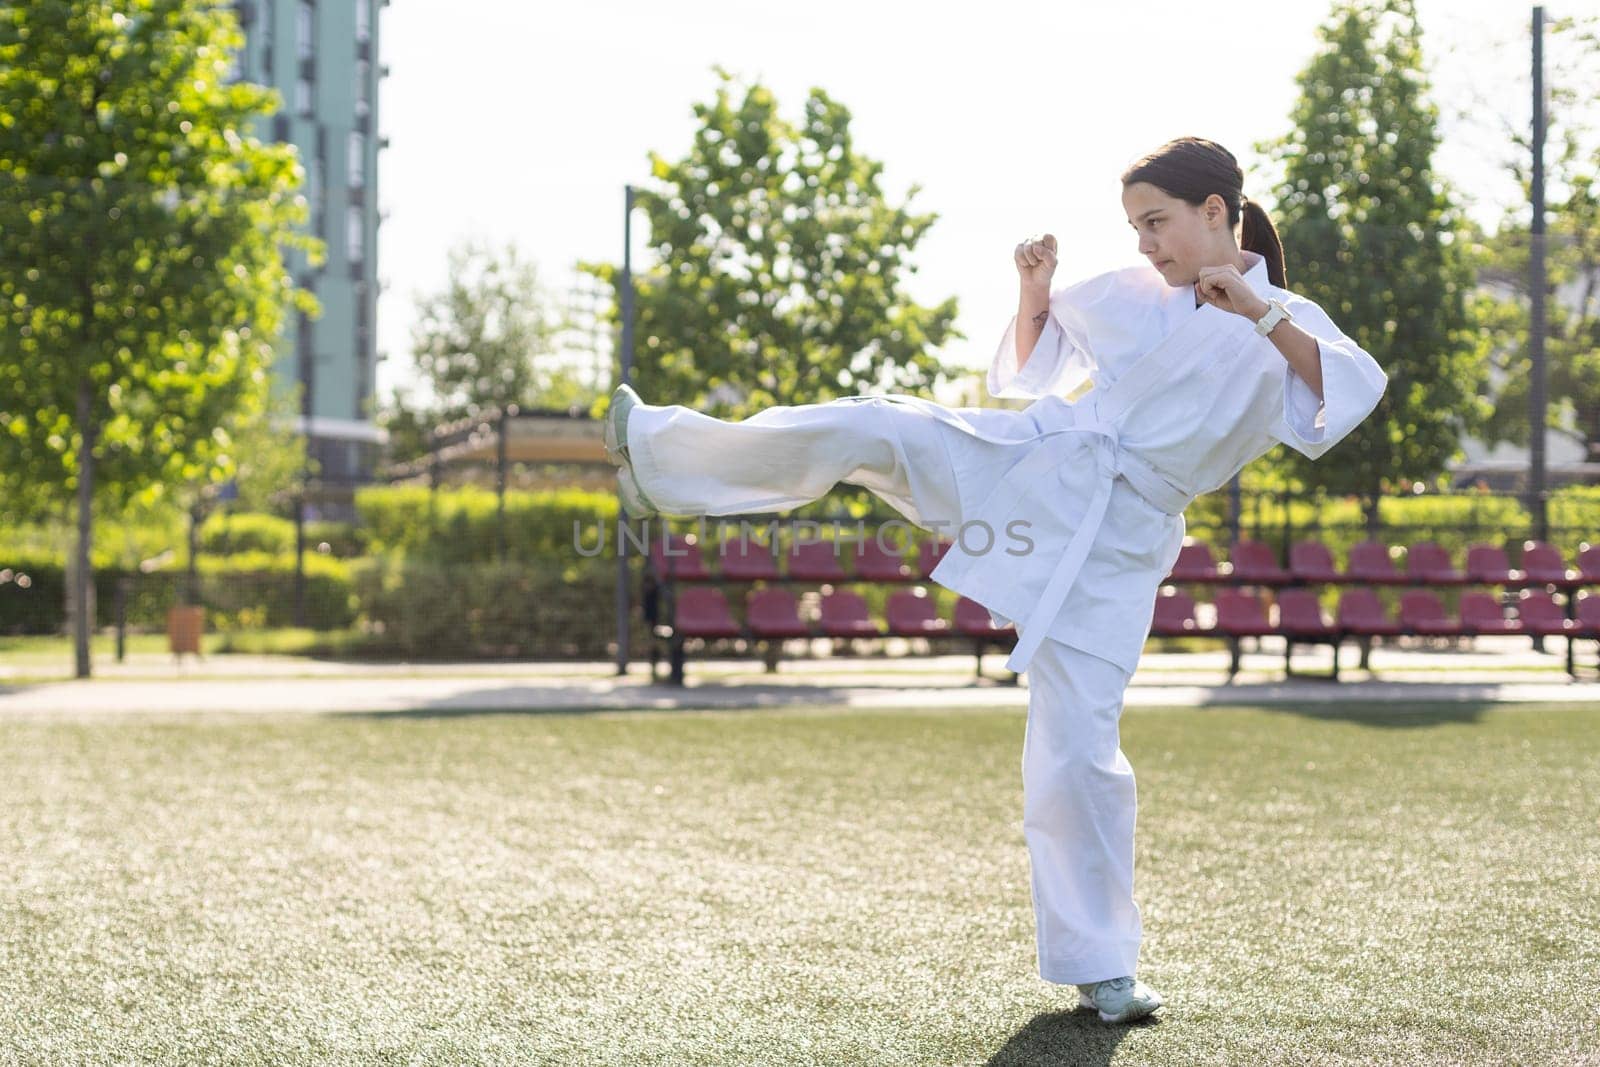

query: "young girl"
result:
(604, 136), (1387, 1023)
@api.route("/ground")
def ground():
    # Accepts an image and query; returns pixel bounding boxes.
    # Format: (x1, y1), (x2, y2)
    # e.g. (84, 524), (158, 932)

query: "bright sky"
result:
(373, 0), (1555, 407)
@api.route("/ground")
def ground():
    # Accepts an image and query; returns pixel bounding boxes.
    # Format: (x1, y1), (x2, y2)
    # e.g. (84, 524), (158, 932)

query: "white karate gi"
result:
(624, 248), (1387, 984)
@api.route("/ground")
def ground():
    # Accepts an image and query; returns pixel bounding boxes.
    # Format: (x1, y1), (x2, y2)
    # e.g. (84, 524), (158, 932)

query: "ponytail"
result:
(1240, 199), (1288, 288)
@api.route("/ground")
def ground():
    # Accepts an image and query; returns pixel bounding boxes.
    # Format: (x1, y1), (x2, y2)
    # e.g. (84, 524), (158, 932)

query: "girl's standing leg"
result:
(1020, 635), (1144, 985)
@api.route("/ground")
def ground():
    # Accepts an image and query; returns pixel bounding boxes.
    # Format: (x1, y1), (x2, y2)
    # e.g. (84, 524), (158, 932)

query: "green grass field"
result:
(1, 702), (1596, 1065)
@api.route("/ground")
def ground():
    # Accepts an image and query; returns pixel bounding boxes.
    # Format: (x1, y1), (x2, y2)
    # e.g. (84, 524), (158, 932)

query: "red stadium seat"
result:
(953, 597), (1011, 636)
(817, 591), (882, 638)
(1464, 544), (1519, 586)
(673, 587), (742, 639)
(1520, 541), (1572, 586)
(1277, 588), (1336, 638)
(1150, 590), (1200, 635)
(1398, 590), (1462, 635)
(1515, 591), (1575, 635)
(885, 590), (949, 636)
(1289, 539), (1342, 584)
(1575, 595), (1600, 636)
(1577, 546), (1600, 584)
(916, 538), (954, 579)
(1228, 540), (1290, 584)
(1169, 541), (1219, 582)
(1346, 541), (1403, 585)
(1337, 588), (1403, 637)
(785, 540), (848, 582)
(718, 537), (781, 581)
(745, 588), (811, 639)
(1214, 589), (1274, 636)
(1459, 592), (1520, 635)
(1405, 541), (1465, 585)
(852, 538), (910, 581)
(650, 534), (710, 580)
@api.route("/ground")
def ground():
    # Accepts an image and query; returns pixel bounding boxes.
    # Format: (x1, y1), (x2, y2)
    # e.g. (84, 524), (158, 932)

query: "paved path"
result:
(1, 640), (1597, 715)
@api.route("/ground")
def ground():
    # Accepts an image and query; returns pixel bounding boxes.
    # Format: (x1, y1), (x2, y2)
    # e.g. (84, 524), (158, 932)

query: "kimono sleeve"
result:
(1267, 293), (1388, 460)
(986, 273), (1109, 401)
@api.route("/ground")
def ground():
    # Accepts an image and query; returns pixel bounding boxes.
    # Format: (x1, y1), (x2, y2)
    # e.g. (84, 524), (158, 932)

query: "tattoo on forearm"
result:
(1031, 309), (1049, 328)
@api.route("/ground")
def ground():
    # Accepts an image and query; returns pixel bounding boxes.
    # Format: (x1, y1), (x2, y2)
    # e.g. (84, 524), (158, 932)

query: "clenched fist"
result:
(1014, 233), (1058, 288)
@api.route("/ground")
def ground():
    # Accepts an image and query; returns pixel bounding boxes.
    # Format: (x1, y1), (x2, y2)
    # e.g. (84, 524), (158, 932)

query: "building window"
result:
(347, 208), (363, 264)
(296, 1), (314, 60)
(348, 130), (365, 188)
(355, 0), (370, 43)
(307, 157), (324, 234)
(354, 59), (370, 118)
(295, 76), (313, 116)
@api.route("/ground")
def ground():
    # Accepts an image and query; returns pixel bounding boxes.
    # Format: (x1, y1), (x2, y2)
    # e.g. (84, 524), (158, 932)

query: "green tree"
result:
(582, 67), (960, 418)
(1454, 14), (1600, 461)
(407, 238), (563, 424)
(1255, 0), (1489, 529)
(0, 0), (318, 675)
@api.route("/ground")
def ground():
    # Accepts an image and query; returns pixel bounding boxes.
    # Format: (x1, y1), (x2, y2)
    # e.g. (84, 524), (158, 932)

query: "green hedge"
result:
(0, 551), (357, 635)
(354, 556), (646, 659)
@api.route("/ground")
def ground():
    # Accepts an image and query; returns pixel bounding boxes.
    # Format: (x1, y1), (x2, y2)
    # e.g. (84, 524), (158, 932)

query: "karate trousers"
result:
(625, 395), (1145, 985)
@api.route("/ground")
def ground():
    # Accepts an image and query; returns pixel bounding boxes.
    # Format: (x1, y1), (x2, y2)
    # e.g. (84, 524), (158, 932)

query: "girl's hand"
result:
(1014, 233), (1058, 288)
(1196, 264), (1269, 320)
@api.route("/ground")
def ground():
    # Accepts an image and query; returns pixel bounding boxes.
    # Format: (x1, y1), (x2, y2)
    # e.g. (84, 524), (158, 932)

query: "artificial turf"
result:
(0, 701), (1596, 1065)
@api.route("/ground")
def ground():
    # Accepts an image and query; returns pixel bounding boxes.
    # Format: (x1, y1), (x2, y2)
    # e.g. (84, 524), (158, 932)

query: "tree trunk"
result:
(1363, 491), (1381, 541)
(74, 378), (95, 678)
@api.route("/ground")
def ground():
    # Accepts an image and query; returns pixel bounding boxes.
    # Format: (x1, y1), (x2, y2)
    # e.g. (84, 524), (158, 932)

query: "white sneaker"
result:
(1076, 975), (1163, 1023)
(605, 384), (658, 518)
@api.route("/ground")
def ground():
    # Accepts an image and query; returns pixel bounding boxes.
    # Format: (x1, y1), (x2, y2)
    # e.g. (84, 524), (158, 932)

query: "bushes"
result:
(353, 485), (618, 564)
(0, 552), (358, 635)
(355, 556), (646, 659)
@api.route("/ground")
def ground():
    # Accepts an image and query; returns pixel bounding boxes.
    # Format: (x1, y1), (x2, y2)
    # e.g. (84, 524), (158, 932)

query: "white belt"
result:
(994, 419), (1191, 674)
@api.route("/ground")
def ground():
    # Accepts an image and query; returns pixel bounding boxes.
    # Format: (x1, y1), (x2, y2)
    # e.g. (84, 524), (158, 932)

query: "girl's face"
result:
(1121, 181), (1236, 287)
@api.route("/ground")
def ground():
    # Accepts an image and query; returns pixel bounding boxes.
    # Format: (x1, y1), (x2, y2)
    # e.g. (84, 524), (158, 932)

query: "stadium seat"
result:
(1577, 545), (1600, 584)
(745, 588), (811, 640)
(953, 597), (1010, 636)
(1346, 540), (1404, 585)
(1405, 541), (1465, 585)
(885, 590), (950, 637)
(916, 538), (954, 579)
(785, 540), (848, 582)
(1520, 541), (1573, 586)
(1337, 588), (1403, 637)
(1464, 544), (1519, 586)
(1214, 589), (1275, 637)
(1228, 540), (1290, 584)
(650, 533), (710, 581)
(672, 587), (741, 639)
(817, 591), (882, 638)
(1169, 541), (1220, 582)
(1515, 590), (1574, 635)
(852, 538), (910, 581)
(1277, 588), (1336, 638)
(1151, 590), (1200, 636)
(718, 537), (781, 581)
(1459, 592), (1520, 635)
(1575, 595), (1600, 636)
(1289, 539), (1342, 584)
(1398, 590), (1463, 636)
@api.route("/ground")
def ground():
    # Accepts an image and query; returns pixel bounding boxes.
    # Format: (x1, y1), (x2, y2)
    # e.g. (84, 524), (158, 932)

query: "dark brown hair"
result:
(1120, 136), (1287, 288)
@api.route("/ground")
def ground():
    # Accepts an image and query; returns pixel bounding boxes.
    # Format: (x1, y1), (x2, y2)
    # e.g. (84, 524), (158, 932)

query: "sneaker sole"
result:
(1078, 994), (1162, 1024)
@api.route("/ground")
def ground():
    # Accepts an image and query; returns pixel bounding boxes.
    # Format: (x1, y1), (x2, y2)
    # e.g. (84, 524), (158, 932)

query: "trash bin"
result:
(167, 604), (204, 656)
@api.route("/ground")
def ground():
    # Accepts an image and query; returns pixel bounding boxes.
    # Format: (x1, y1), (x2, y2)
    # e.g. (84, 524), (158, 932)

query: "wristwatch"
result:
(1254, 298), (1293, 337)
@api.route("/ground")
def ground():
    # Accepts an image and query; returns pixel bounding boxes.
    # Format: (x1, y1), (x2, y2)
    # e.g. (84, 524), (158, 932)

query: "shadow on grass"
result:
(1213, 699), (1504, 728)
(983, 1007), (1154, 1065)
(328, 679), (986, 719)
